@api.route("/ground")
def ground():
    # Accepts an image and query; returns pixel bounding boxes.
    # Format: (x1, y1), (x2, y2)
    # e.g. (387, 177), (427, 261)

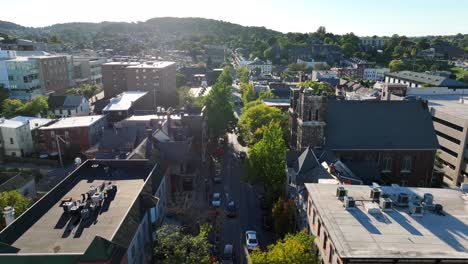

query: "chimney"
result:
(3, 206), (15, 226)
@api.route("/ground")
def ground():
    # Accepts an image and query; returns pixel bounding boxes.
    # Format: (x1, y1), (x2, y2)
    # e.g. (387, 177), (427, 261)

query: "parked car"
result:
(222, 244), (234, 264)
(245, 230), (259, 251)
(226, 201), (236, 217)
(212, 193), (221, 207)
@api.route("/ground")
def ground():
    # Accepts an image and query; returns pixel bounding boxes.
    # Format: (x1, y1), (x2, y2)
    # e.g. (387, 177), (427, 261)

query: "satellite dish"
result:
(74, 157), (82, 166)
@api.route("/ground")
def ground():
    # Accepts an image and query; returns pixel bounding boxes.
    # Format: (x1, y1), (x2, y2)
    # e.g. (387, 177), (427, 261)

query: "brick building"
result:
(36, 55), (69, 95)
(35, 115), (106, 156)
(289, 88), (440, 187)
(102, 61), (177, 108)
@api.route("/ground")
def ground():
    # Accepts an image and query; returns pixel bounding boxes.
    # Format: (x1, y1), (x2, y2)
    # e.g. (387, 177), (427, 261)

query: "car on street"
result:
(239, 151), (246, 160)
(222, 244), (234, 264)
(212, 193), (221, 207)
(245, 230), (259, 251)
(225, 201), (236, 217)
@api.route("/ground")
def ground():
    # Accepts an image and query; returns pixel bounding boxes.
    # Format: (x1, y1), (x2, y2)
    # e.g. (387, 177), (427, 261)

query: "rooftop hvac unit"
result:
(62, 201), (74, 213)
(423, 193), (433, 205)
(396, 193), (409, 205)
(379, 198), (393, 211)
(91, 192), (104, 204)
(370, 187), (381, 201)
(409, 203), (423, 216)
(344, 196), (355, 208)
(336, 186), (348, 199)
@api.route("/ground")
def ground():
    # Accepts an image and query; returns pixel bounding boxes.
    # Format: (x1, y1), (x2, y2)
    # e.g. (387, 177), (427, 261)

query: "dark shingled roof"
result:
(293, 147), (333, 185)
(48, 95), (85, 110)
(386, 71), (468, 88)
(324, 99), (439, 150)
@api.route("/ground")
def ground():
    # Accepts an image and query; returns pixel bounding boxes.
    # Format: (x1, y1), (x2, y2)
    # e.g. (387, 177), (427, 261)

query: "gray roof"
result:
(48, 95), (86, 110)
(386, 71), (468, 87)
(305, 184), (468, 260)
(293, 148), (333, 185)
(325, 99), (439, 150)
(0, 160), (156, 256)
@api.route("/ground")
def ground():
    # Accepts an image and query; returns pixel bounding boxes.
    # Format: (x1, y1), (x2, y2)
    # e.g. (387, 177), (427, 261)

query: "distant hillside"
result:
(0, 17), (281, 54)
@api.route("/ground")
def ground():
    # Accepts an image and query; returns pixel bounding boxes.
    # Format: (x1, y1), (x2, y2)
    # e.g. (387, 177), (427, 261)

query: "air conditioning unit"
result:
(423, 193), (433, 205)
(409, 203), (423, 216)
(396, 193), (409, 205)
(379, 198), (393, 211)
(336, 186), (348, 199)
(370, 187), (381, 201)
(344, 196), (355, 208)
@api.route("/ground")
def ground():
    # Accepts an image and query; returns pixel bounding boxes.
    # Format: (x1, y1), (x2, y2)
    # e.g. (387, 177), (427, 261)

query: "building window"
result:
(382, 155), (392, 172)
(308, 109), (312, 121)
(401, 156), (412, 172)
(315, 110), (319, 121)
(9, 138), (13, 144)
(312, 210), (316, 226)
(329, 245), (334, 263)
(64, 131), (69, 138)
(67, 110), (71, 116)
(317, 221), (321, 237)
(51, 131), (55, 137)
(323, 233), (328, 250)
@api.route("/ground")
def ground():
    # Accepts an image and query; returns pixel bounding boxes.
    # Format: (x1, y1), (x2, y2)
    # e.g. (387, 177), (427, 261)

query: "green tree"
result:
(297, 81), (330, 94)
(389, 59), (405, 72)
(246, 122), (287, 199)
(239, 104), (286, 143)
(20, 96), (49, 117)
(176, 72), (186, 88)
(66, 84), (98, 98)
(2, 98), (23, 118)
(236, 66), (250, 84)
(250, 231), (317, 264)
(258, 90), (278, 100)
(0, 191), (31, 229)
(272, 198), (296, 237)
(263, 47), (274, 61)
(204, 75), (235, 138)
(0, 86), (10, 106)
(241, 83), (256, 105)
(416, 38), (430, 50)
(154, 224), (212, 264)
(217, 66), (233, 87)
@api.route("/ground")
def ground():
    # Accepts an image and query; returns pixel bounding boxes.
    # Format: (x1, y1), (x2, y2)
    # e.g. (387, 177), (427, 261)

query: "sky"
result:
(3, 0), (468, 36)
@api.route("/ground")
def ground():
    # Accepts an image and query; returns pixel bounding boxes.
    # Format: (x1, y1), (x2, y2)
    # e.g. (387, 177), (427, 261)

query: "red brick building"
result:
(35, 115), (107, 156)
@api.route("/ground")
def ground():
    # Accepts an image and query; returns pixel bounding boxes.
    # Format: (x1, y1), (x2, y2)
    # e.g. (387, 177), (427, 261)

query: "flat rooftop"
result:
(0, 119), (27, 129)
(416, 94), (468, 121)
(102, 91), (147, 111)
(126, 61), (175, 69)
(40, 115), (105, 130)
(6, 160), (153, 254)
(261, 98), (290, 107)
(11, 116), (53, 130)
(306, 184), (468, 259)
(103, 61), (140, 66)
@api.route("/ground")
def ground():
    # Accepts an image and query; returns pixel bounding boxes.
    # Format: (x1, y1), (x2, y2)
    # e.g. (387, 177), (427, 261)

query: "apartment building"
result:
(0, 159), (166, 264)
(359, 36), (386, 48)
(36, 115), (106, 156)
(102, 61), (177, 107)
(73, 56), (106, 86)
(125, 61), (177, 107)
(305, 184), (468, 264)
(36, 55), (69, 95)
(0, 119), (33, 157)
(363, 68), (389, 81)
(102, 61), (139, 98)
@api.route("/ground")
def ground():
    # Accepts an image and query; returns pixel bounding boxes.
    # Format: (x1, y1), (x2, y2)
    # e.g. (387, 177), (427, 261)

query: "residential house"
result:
(0, 119), (33, 157)
(0, 159), (166, 264)
(48, 95), (90, 117)
(101, 91), (148, 124)
(11, 116), (54, 152)
(36, 115), (106, 156)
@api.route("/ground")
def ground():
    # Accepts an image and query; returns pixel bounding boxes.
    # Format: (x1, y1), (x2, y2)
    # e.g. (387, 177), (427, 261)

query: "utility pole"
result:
(56, 135), (67, 168)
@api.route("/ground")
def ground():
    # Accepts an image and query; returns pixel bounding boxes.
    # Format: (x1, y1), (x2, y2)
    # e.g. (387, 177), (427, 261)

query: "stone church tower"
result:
(289, 88), (328, 150)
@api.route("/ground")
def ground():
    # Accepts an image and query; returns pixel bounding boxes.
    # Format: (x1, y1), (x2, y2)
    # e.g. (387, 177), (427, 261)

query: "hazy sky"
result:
(3, 0), (468, 36)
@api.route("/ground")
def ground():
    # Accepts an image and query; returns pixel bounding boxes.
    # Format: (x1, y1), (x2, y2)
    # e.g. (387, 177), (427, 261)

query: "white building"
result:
(0, 118), (33, 157)
(363, 68), (389, 81)
(311, 70), (339, 81)
(47, 95), (90, 117)
(246, 58), (272, 75)
(359, 36), (386, 48)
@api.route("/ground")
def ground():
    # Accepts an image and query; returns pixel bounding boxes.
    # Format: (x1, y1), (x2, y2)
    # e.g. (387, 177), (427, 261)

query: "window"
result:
(323, 233), (328, 250)
(312, 210), (316, 226)
(329, 245), (334, 263)
(308, 109), (312, 121)
(315, 109), (319, 121)
(59, 109), (63, 115)
(382, 155), (392, 172)
(401, 156), (412, 172)
(317, 221), (321, 237)
(67, 110), (71, 116)
(9, 138), (14, 144)
(51, 131), (55, 137)
(64, 131), (69, 138)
